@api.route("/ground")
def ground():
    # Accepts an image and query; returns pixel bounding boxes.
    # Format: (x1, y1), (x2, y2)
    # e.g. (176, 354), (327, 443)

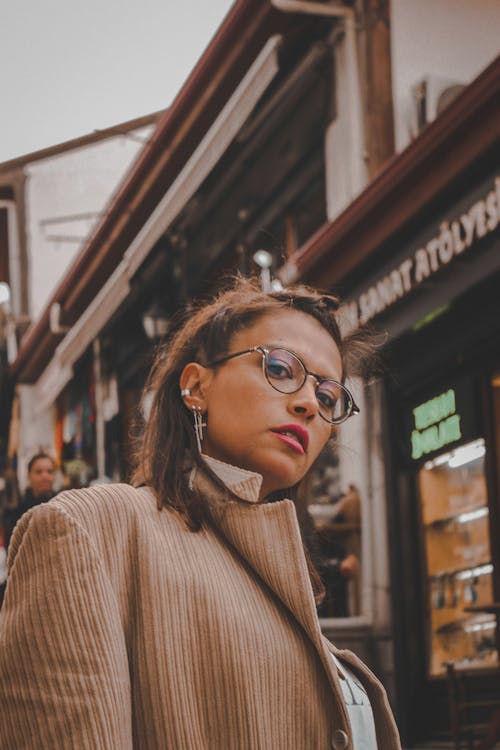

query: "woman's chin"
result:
(259, 463), (306, 498)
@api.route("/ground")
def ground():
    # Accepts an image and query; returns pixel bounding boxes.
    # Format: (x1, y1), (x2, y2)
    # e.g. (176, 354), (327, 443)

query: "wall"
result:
(391, 0), (500, 151)
(325, 20), (368, 221)
(25, 124), (154, 319)
(16, 384), (56, 491)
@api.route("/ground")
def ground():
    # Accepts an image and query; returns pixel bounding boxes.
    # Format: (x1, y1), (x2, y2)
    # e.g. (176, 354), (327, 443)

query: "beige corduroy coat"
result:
(0, 458), (401, 749)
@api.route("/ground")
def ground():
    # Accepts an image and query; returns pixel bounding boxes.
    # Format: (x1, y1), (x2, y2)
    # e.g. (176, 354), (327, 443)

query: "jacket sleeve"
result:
(0, 502), (133, 749)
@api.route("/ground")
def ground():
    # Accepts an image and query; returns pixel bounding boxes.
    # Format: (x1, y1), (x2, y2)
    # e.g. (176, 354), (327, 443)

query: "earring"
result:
(181, 388), (191, 397)
(192, 405), (207, 453)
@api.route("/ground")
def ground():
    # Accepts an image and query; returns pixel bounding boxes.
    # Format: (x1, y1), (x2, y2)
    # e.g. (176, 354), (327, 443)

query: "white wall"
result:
(391, 0), (500, 151)
(325, 19), (368, 222)
(16, 384), (56, 491)
(25, 124), (154, 319)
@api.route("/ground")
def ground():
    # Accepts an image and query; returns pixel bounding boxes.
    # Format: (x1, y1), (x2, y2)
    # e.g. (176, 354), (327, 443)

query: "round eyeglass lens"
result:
(316, 380), (350, 423)
(264, 349), (305, 393)
(264, 348), (352, 424)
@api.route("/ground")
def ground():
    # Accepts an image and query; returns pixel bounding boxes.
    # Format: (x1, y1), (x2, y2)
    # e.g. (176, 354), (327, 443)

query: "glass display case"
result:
(419, 437), (498, 676)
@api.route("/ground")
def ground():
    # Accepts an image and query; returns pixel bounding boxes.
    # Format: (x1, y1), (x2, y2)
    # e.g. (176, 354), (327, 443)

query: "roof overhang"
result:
(278, 55), (500, 290)
(0, 111), (164, 175)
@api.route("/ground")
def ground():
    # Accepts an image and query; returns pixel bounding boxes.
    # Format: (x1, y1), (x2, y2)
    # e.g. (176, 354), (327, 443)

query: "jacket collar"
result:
(200, 454), (262, 503)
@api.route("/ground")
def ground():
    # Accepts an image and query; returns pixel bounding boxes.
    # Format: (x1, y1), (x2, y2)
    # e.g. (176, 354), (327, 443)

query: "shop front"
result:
(345, 167), (500, 742)
(54, 355), (97, 488)
(409, 380), (496, 678)
(260, 53), (499, 742)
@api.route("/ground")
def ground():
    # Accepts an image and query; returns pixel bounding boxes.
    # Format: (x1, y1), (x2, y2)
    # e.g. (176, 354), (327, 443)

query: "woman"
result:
(3, 451), (56, 553)
(0, 452), (57, 608)
(0, 279), (401, 749)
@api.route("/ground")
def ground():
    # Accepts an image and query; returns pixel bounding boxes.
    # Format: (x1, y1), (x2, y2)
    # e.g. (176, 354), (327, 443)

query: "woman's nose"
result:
(287, 376), (319, 419)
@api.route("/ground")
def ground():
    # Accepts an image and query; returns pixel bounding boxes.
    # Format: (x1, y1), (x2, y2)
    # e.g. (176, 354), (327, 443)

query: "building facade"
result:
(0, 113), (161, 486)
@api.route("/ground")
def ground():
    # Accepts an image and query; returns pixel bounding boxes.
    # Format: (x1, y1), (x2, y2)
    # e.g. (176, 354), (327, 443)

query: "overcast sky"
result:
(0, 0), (235, 163)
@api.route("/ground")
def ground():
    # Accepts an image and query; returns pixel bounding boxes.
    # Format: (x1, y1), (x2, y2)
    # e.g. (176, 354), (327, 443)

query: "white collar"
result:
(200, 454), (263, 504)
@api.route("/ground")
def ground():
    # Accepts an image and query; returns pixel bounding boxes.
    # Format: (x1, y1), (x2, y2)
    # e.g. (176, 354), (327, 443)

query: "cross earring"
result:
(192, 405), (207, 453)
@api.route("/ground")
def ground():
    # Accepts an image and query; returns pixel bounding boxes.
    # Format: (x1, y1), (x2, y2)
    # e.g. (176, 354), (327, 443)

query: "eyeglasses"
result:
(207, 346), (360, 425)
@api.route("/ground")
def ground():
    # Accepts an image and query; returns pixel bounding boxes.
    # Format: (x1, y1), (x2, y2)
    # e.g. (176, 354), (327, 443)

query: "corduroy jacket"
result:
(0, 458), (401, 749)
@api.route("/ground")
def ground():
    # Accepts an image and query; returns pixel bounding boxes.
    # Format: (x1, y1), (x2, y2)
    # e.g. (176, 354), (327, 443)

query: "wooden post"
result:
(357, 0), (395, 178)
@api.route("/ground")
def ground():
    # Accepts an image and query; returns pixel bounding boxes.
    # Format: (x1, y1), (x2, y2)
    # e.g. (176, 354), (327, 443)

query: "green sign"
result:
(411, 388), (462, 459)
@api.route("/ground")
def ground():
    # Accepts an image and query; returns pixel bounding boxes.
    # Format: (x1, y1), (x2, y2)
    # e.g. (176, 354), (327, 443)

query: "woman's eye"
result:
(317, 392), (336, 408)
(316, 386), (339, 409)
(267, 359), (293, 379)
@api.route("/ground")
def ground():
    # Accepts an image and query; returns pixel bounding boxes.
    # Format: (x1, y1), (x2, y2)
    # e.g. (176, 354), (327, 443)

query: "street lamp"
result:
(253, 249), (273, 292)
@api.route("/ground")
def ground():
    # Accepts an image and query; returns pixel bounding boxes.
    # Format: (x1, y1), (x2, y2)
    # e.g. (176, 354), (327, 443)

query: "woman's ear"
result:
(179, 362), (213, 411)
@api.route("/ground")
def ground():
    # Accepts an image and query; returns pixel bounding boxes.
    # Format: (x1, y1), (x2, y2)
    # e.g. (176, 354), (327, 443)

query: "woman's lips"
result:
(272, 432), (305, 455)
(270, 424), (309, 455)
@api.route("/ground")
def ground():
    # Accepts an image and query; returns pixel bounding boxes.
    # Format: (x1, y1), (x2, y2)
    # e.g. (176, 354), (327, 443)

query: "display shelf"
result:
(425, 504), (489, 528)
(418, 437), (498, 676)
(435, 612), (495, 635)
(428, 560), (493, 580)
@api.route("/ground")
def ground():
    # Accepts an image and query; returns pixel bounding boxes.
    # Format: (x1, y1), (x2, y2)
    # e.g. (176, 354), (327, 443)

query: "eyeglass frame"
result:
(207, 345), (360, 425)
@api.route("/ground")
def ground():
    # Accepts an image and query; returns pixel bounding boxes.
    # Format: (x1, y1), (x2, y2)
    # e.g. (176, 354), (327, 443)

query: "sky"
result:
(0, 0), (235, 163)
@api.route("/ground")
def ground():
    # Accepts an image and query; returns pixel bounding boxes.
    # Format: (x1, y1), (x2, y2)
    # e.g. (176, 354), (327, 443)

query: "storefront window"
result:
(419, 437), (498, 675)
(55, 357), (96, 489)
(306, 442), (363, 618)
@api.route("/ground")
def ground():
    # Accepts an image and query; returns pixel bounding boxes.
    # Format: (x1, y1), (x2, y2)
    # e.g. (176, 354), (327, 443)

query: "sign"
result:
(411, 389), (462, 460)
(343, 176), (500, 331)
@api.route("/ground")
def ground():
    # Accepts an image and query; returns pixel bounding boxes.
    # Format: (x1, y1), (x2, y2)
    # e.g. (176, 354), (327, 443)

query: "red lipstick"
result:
(271, 424), (309, 455)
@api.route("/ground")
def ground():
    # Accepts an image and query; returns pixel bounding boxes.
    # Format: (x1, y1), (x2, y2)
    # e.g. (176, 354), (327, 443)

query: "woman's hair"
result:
(27, 452), (55, 474)
(132, 276), (366, 528)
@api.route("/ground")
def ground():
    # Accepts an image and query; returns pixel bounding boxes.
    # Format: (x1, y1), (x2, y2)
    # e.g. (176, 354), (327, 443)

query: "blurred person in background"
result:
(0, 452), (57, 608)
(3, 452), (56, 553)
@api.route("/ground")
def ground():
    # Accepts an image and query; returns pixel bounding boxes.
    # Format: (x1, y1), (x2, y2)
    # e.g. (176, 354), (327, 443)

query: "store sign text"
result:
(344, 177), (500, 329)
(411, 388), (462, 460)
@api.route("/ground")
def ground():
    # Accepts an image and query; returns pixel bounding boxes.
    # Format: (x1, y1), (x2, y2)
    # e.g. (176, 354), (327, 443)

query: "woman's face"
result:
(29, 458), (55, 497)
(200, 309), (343, 499)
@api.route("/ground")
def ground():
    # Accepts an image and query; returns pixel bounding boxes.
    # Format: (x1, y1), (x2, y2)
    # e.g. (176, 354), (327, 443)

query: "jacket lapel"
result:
(192, 458), (352, 726)
(194, 457), (322, 640)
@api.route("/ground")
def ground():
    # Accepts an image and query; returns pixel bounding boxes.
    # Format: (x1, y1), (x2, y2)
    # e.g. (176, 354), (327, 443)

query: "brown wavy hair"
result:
(132, 276), (360, 529)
